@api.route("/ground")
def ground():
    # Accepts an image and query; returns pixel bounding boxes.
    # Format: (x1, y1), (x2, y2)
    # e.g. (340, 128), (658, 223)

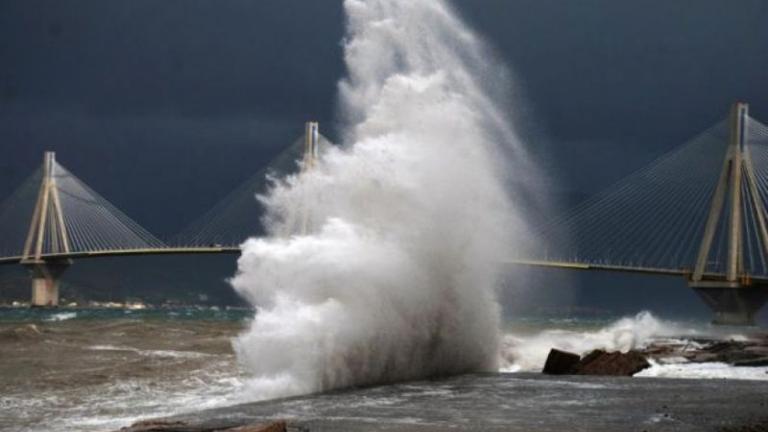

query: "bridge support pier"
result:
(688, 102), (768, 326)
(26, 261), (70, 307)
(691, 283), (768, 326)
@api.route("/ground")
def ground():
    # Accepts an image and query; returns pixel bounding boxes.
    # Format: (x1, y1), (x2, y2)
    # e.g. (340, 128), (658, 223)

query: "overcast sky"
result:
(1, 0), (767, 314)
(2, 0), (766, 234)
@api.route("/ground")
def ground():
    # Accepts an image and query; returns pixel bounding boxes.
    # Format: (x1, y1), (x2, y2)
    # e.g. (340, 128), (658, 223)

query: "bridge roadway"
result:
(508, 259), (768, 284)
(0, 246), (242, 266)
(4, 249), (766, 285)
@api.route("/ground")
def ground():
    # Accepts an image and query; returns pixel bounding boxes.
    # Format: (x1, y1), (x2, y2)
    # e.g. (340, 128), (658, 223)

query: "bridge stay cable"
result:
(520, 103), (768, 324)
(0, 122), (330, 306)
(173, 122), (333, 247)
(528, 120), (729, 272)
(0, 152), (167, 305)
(2, 111), (768, 324)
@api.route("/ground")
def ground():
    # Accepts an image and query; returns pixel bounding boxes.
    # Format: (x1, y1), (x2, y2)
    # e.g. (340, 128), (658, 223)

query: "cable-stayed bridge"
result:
(1, 105), (767, 325)
(515, 102), (768, 325)
(0, 122), (327, 306)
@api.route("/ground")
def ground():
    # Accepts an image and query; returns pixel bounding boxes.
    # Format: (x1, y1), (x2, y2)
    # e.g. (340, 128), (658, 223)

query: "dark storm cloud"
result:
(459, 0), (768, 138)
(0, 0), (345, 118)
(1, 0), (767, 229)
(0, 0), (346, 234)
(453, 0), (768, 194)
(1, 0), (767, 315)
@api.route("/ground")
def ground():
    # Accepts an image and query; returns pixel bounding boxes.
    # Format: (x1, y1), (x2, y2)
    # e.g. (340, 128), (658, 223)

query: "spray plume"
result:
(231, 0), (536, 399)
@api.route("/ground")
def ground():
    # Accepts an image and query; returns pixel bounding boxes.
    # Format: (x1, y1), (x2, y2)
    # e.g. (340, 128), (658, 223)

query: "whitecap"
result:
(87, 345), (209, 359)
(636, 360), (768, 381)
(499, 311), (689, 371)
(45, 312), (77, 322)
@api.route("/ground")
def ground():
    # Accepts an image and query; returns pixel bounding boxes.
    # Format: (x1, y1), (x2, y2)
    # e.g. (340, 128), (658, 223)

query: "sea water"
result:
(1, 308), (765, 432)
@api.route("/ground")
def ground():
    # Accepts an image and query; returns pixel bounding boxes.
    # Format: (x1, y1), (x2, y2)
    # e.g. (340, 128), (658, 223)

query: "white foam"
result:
(87, 344), (210, 359)
(498, 311), (768, 381)
(9, 360), (249, 432)
(499, 311), (688, 371)
(88, 344), (127, 351)
(45, 312), (77, 322)
(637, 360), (768, 381)
(232, 0), (537, 400)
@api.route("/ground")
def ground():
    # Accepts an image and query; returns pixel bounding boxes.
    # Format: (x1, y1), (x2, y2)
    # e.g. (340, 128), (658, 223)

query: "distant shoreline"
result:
(0, 303), (253, 311)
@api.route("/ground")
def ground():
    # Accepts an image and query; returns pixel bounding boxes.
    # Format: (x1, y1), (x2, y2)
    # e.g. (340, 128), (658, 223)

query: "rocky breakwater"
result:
(543, 332), (768, 377)
(118, 420), (287, 432)
(543, 348), (651, 376)
(644, 334), (768, 367)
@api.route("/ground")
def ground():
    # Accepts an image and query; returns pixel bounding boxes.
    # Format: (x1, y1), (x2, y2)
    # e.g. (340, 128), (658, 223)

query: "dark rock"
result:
(693, 340), (768, 364)
(542, 348), (581, 375)
(227, 421), (287, 432)
(119, 420), (287, 432)
(640, 335), (768, 367)
(733, 357), (768, 367)
(708, 341), (747, 353)
(119, 420), (191, 431)
(572, 349), (650, 376)
(684, 352), (721, 363)
(642, 344), (677, 357)
(542, 348), (650, 376)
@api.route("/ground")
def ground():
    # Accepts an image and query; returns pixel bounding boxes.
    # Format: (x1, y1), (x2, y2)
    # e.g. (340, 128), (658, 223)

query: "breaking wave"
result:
(231, 0), (536, 399)
(500, 312), (691, 372)
(498, 311), (760, 377)
(45, 312), (77, 322)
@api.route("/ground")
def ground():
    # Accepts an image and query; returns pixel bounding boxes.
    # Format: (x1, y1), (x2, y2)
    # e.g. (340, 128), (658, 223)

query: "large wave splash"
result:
(499, 312), (675, 371)
(231, 0), (535, 399)
(499, 312), (713, 372)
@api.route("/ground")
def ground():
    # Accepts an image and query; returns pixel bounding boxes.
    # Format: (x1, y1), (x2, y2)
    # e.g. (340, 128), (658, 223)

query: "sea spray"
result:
(499, 312), (696, 372)
(231, 0), (536, 399)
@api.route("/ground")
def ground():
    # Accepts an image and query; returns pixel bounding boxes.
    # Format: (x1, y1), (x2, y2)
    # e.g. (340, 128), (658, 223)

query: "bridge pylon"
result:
(299, 121), (320, 235)
(689, 102), (768, 325)
(19, 151), (71, 307)
(302, 121), (320, 173)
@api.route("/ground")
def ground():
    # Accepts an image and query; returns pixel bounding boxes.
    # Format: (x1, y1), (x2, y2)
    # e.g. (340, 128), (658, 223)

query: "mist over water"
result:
(230, 0), (537, 398)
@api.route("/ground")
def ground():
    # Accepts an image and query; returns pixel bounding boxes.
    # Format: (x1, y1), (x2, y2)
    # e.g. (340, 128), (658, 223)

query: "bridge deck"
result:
(0, 247), (242, 266)
(3, 252), (766, 285)
(506, 259), (768, 285)
(508, 259), (687, 276)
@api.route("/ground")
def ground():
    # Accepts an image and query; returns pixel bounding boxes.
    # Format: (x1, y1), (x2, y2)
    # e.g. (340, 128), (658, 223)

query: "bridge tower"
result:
(20, 152), (71, 307)
(302, 121), (320, 172)
(690, 102), (768, 325)
(300, 121), (320, 235)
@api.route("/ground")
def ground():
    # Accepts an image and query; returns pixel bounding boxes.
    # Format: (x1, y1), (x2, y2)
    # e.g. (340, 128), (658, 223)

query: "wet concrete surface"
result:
(159, 373), (768, 432)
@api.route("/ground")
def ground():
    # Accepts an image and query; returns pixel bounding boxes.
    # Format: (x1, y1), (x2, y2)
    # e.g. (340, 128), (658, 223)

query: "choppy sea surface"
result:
(0, 308), (766, 432)
(0, 308), (249, 432)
